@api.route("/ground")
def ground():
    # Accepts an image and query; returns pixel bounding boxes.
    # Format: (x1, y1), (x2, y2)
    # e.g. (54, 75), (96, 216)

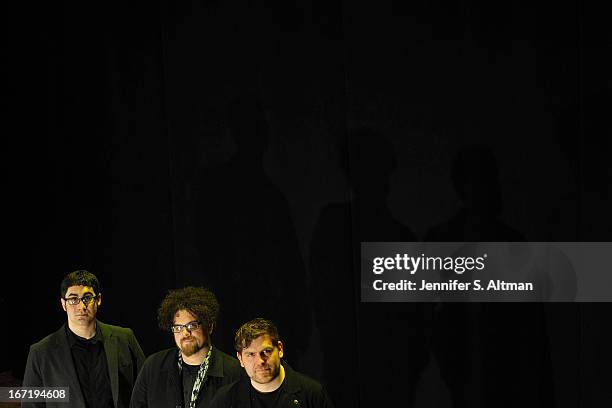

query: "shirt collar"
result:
(66, 321), (103, 347)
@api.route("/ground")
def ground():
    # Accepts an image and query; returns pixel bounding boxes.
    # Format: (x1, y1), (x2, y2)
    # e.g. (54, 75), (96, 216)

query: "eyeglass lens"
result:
(172, 321), (199, 333)
(66, 295), (96, 305)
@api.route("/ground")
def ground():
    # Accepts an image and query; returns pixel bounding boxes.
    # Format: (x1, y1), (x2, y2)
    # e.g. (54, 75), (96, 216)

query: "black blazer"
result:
(130, 346), (242, 408)
(23, 321), (146, 408)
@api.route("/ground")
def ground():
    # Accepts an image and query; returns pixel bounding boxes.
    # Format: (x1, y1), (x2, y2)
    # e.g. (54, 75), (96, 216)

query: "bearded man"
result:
(130, 287), (241, 408)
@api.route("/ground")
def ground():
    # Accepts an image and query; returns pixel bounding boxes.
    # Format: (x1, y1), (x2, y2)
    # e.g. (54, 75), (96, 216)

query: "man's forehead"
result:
(243, 335), (275, 352)
(173, 309), (197, 323)
(64, 285), (96, 297)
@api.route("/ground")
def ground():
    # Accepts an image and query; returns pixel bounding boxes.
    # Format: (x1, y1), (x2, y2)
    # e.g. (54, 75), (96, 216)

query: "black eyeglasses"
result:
(171, 320), (202, 333)
(63, 294), (99, 306)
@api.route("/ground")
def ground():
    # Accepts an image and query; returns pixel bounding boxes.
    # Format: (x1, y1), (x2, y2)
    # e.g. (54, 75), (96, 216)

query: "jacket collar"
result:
(278, 363), (301, 395)
(206, 346), (225, 378)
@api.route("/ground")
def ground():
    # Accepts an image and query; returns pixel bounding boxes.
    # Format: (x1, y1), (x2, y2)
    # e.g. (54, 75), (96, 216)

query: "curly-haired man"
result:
(130, 287), (241, 408)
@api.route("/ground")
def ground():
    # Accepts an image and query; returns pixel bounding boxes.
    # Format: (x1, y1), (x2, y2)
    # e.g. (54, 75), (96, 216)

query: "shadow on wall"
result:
(424, 144), (554, 408)
(310, 127), (431, 407)
(195, 93), (311, 362)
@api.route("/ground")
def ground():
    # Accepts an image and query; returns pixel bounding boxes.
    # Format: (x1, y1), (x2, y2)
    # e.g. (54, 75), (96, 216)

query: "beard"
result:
(180, 338), (205, 357)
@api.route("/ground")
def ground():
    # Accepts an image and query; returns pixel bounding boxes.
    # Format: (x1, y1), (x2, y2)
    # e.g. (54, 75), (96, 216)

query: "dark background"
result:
(4, 0), (611, 406)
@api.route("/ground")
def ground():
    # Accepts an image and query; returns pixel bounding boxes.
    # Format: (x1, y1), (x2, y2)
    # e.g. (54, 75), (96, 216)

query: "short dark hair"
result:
(157, 286), (219, 332)
(234, 318), (280, 353)
(60, 270), (101, 298)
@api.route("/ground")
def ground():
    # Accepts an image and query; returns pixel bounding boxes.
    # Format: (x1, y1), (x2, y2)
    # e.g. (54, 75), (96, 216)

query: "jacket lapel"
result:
(167, 359), (183, 408)
(278, 364), (301, 408)
(100, 322), (119, 407)
(56, 325), (86, 407)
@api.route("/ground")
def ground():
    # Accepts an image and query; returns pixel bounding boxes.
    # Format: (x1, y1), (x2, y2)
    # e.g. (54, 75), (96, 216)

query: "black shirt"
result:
(250, 383), (284, 408)
(66, 325), (113, 408)
(182, 362), (201, 406)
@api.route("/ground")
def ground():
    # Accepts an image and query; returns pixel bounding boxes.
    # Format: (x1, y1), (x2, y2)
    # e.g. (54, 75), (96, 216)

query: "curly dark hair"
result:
(60, 270), (101, 298)
(157, 286), (219, 332)
(234, 318), (280, 352)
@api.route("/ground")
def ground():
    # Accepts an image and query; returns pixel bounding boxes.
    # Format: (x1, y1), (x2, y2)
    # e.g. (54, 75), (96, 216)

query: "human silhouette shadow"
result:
(425, 144), (524, 242)
(309, 127), (431, 407)
(424, 144), (554, 408)
(196, 94), (310, 360)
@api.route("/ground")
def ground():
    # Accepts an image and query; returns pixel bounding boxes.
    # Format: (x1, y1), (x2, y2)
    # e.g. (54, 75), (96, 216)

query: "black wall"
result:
(4, 0), (611, 406)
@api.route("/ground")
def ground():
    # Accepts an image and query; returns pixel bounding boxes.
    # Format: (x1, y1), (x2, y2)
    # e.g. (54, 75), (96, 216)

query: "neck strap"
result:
(177, 344), (213, 408)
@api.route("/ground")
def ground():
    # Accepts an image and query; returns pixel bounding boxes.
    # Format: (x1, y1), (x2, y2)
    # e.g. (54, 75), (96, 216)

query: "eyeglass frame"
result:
(62, 293), (100, 306)
(170, 320), (202, 333)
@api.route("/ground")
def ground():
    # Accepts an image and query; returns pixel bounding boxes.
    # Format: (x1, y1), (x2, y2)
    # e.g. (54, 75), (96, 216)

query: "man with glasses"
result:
(210, 318), (334, 408)
(130, 286), (241, 408)
(23, 270), (146, 407)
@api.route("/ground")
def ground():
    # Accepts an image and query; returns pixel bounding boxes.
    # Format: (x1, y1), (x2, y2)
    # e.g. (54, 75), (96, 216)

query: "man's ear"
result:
(97, 293), (102, 307)
(209, 323), (214, 335)
(237, 352), (244, 367)
(60, 298), (67, 312)
(277, 341), (284, 359)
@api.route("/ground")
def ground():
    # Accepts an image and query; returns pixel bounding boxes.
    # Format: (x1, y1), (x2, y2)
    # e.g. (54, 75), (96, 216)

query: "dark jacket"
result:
(23, 321), (146, 408)
(209, 364), (335, 408)
(129, 346), (242, 408)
